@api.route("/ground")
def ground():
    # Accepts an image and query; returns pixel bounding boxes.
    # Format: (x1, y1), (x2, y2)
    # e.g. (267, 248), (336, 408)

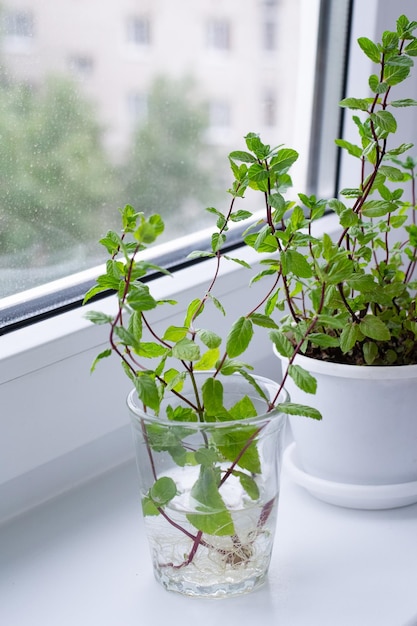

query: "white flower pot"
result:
(276, 352), (417, 509)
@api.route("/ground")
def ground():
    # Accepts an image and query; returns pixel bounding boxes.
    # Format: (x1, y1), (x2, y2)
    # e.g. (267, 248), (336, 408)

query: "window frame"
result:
(0, 0), (335, 334)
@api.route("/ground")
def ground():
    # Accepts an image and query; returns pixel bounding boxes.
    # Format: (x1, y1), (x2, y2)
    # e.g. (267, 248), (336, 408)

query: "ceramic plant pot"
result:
(127, 372), (288, 598)
(276, 353), (417, 509)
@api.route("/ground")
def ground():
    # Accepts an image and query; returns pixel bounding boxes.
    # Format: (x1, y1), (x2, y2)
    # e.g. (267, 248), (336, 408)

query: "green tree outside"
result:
(122, 76), (217, 238)
(0, 76), (119, 272)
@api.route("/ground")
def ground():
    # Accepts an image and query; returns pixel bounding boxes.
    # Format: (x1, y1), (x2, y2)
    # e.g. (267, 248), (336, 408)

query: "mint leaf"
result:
(359, 315), (391, 341)
(226, 317), (254, 357)
(150, 476), (177, 506)
(234, 471), (260, 500)
(186, 466), (235, 536)
(278, 402), (322, 420)
(288, 364), (317, 394)
(269, 329), (294, 358)
(133, 373), (160, 411)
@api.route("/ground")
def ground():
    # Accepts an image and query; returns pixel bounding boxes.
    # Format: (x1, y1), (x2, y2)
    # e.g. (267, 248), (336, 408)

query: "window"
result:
(262, 91), (276, 126)
(127, 92), (148, 125)
(206, 19), (231, 51)
(68, 55), (94, 77)
(263, 20), (277, 51)
(126, 16), (151, 47)
(209, 100), (231, 129)
(2, 10), (34, 52)
(0, 0), (352, 331)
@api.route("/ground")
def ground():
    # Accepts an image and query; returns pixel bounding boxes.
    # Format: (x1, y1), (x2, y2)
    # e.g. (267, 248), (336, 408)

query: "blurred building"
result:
(0, 0), (303, 159)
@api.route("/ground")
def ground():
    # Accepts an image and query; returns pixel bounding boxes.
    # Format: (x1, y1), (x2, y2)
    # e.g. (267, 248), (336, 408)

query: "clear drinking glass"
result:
(128, 372), (288, 598)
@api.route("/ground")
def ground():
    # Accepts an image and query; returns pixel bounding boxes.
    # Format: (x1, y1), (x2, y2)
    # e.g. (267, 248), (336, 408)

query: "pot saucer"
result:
(283, 442), (417, 510)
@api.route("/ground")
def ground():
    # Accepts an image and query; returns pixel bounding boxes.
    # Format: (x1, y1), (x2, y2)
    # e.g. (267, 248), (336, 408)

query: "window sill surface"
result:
(1, 457), (416, 626)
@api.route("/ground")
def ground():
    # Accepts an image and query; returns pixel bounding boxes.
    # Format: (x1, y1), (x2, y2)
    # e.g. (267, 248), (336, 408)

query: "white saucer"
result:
(283, 442), (417, 510)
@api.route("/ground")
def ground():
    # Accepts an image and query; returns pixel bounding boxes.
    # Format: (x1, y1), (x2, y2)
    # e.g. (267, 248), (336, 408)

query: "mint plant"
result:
(84, 14), (417, 577)
(83, 136), (318, 571)
(269, 14), (417, 370)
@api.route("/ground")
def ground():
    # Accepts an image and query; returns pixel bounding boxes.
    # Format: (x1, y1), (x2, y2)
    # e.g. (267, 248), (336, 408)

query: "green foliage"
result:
(85, 14), (417, 567)
(0, 76), (119, 266)
(121, 76), (215, 235)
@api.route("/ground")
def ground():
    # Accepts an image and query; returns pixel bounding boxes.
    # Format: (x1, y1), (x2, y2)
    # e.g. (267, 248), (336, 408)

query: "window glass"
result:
(0, 0), (349, 317)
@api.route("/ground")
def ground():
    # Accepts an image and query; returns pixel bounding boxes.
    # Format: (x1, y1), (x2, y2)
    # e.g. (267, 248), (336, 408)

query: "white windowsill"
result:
(1, 454), (416, 626)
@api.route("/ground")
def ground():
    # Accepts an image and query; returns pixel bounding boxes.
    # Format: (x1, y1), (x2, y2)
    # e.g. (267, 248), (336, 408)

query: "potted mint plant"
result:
(83, 137), (320, 597)
(267, 14), (417, 509)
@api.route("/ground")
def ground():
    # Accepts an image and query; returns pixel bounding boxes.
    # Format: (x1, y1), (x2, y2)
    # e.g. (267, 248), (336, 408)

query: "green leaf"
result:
(325, 256), (354, 284)
(357, 36), (381, 63)
(99, 230), (122, 255)
(230, 209), (253, 222)
(384, 63), (410, 86)
(142, 495), (160, 517)
(249, 313), (278, 329)
(84, 311), (113, 325)
(226, 317), (254, 358)
(359, 315), (391, 341)
(339, 323), (360, 353)
(229, 395), (257, 420)
(334, 138), (362, 158)
(218, 358), (253, 376)
(202, 377), (225, 416)
(405, 39), (417, 56)
(208, 295), (225, 316)
(224, 255), (252, 269)
(83, 283), (111, 304)
(127, 284), (158, 312)
(196, 328), (222, 349)
(390, 98), (417, 107)
(113, 325), (139, 349)
(133, 374), (160, 411)
(90, 348), (112, 373)
(270, 148), (299, 173)
(194, 348), (221, 371)
(128, 310), (143, 342)
(363, 341), (378, 365)
(269, 329), (294, 358)
(378, 165), (405, 181)
(136, 342), (168, 358)
(361, 200), (393, 217)
(163, 326), (188, 342)
(187, 466), (235, 536)
(308, 333), (340, 349)
(280, 250), (313, 278)
(339, 97), (370, 111)
(172, 338), (200, 361)
(164, 369), (185, 393)
(187, 250), (215, 260)
(371, 110), (397, 133)
(229, 150), (257, 163)
(194, 447), (220, 466)
(211, 232), (226, 253)
(368, 74), (389, 94)
(288, 364), (317, 394)
(214, 426), (261, 473)
(234, 471), (260, 500)
(184, 299), (203, 326)
(166, 404), (196, 422)
(278, 402), (322, 420)
(150, 476), (177, 506)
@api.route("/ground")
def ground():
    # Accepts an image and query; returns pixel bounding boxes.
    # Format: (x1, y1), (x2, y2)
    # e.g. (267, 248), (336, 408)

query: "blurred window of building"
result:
(2, 9), (34, 52)
(127, 16), (151, 47)
(206, 19), (231, 51)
